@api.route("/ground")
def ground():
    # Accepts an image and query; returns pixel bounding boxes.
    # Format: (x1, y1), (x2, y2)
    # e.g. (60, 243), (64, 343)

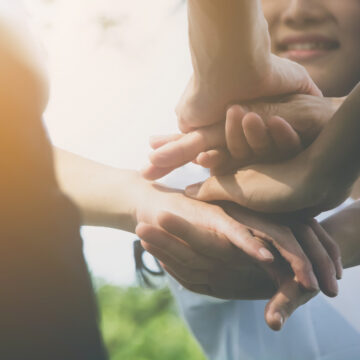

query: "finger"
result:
(149, 134), (184, 150)
(196, 148), (231, 169)
(265, 226), (320, 292)
(140, 241), (210, 285)
(157, 212), (250, 268)
(242, 112), (276, 158)
(225, 105), (253, 161)
(141, 163), (177, 180)
(309, 219), (343, 280)
(267, 116), (302, 156)
(292, 223), (337, 297)
(158, 211), (276, 264)
(149, 123), (225, 168)
(209, 158), (243, 176)
(264, 277), (318, 331)
(136, 222), (213, 270)
(185, 174), (237, 202)
(185, 169), (309, 213)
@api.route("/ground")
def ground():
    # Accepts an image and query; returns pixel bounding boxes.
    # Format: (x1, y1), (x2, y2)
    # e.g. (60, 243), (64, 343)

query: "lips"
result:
(277, 35), (340, 61)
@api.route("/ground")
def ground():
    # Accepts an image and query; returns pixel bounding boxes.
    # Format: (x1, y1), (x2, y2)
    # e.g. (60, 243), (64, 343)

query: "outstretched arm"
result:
(54, 148), (341, 296)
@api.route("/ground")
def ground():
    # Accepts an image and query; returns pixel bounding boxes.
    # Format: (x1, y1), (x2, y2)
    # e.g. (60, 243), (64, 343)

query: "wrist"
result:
(321, 202), (360, 268)
(78, 169), (145, 233)
(106, 170), (149, 233)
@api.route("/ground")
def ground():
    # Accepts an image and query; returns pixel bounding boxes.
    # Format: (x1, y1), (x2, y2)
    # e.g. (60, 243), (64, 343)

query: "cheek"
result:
(337, 7), (360, 70)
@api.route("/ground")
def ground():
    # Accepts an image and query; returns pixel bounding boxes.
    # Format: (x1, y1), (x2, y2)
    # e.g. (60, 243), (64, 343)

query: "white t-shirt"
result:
(161, 164), (360, 360)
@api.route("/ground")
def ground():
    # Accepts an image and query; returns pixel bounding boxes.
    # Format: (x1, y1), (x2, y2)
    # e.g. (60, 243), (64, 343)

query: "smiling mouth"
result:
(278, 41), (339, 52)
(277, 37), (340, 61)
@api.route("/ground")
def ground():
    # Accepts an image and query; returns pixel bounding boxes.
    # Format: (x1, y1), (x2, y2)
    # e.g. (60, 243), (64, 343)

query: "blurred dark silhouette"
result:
(0, 110), (108, 359)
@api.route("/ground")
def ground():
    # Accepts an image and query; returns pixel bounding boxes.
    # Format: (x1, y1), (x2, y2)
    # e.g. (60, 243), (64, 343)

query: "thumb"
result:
(264, 277), (318, 331)
(185, 176), (235, 203)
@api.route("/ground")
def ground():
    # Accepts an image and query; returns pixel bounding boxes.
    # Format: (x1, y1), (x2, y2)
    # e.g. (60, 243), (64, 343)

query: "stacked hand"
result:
(176, 54), (322, 134)
(136, 202), (341, 330)
(143, 94), (339, 179)
(138, 17), (359, 329)
(133, 177), (341, 330)
(142, 93), (352, 216)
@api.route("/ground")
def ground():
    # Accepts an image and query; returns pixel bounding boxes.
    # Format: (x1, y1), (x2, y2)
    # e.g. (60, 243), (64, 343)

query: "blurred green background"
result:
(96, 282), (206, 360)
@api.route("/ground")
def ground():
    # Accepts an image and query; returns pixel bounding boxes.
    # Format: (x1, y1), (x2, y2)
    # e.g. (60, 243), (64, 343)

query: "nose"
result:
(281, 0), (330, 28)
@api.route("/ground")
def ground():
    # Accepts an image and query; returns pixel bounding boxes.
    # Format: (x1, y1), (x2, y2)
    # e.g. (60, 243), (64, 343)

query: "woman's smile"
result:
(276, 34), (340, 62)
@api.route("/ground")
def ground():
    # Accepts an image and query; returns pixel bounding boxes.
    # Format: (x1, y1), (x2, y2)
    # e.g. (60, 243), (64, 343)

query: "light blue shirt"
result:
(161, 164), (360, 360)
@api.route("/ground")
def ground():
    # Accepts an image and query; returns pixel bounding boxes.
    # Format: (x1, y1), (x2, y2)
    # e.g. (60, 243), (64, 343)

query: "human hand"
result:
(184, 83), (360, 215)
(136, 210), (338, 330)
(177, 54), (322, 133)
(143, 95), (339, 180)
(134, 181), (341, 293)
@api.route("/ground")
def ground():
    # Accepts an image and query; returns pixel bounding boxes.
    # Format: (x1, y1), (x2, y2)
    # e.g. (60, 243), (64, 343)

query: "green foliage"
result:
(96, 284), (206, 360)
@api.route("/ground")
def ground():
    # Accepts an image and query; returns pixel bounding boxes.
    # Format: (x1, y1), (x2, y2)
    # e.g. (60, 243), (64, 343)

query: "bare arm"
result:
(188, 0), (269, 93)
(53, 148), (140, 232)
(321, 201), (360, 269)
(177, 0), (320, 132)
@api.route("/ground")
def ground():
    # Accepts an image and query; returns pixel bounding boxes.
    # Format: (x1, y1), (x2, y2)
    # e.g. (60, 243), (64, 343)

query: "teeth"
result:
(286, 42), (328, 51)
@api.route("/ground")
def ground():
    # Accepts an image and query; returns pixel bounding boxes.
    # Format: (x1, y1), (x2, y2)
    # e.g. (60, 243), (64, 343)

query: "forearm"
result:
(188, 0), (270, 91)
(53, 148), (143, 232)
(321, 201), (360, 269)
(311, 83), (360, 190)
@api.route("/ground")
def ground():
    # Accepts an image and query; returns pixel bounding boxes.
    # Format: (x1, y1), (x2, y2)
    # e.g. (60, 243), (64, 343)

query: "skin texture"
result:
(136, 208), (337, 331)
(144, 0), (360, 215)
(144, 0), (360, 176)
(184, 83), (360, 215)
(55, 150), (340, 294)
(133, 180), (342, 295)
(137, 1), (360, 332)
(177, 0), (321, 133)
(138, 200), (360, 330)
(142, 95), (339, 179)
(54, 149), (341, 331)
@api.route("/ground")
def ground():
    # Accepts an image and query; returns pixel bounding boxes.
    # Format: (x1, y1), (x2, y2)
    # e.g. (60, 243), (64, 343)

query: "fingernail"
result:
(185, 183), (202, 197)
(336, 257), (343, 280)
(273, 312), (283, 329)
(329, 276), (339, 297)
(259, 247), (274, 261)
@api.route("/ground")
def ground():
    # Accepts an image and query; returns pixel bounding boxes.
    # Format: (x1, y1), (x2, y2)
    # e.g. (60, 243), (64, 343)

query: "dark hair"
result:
(133, 239), (165, 288)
